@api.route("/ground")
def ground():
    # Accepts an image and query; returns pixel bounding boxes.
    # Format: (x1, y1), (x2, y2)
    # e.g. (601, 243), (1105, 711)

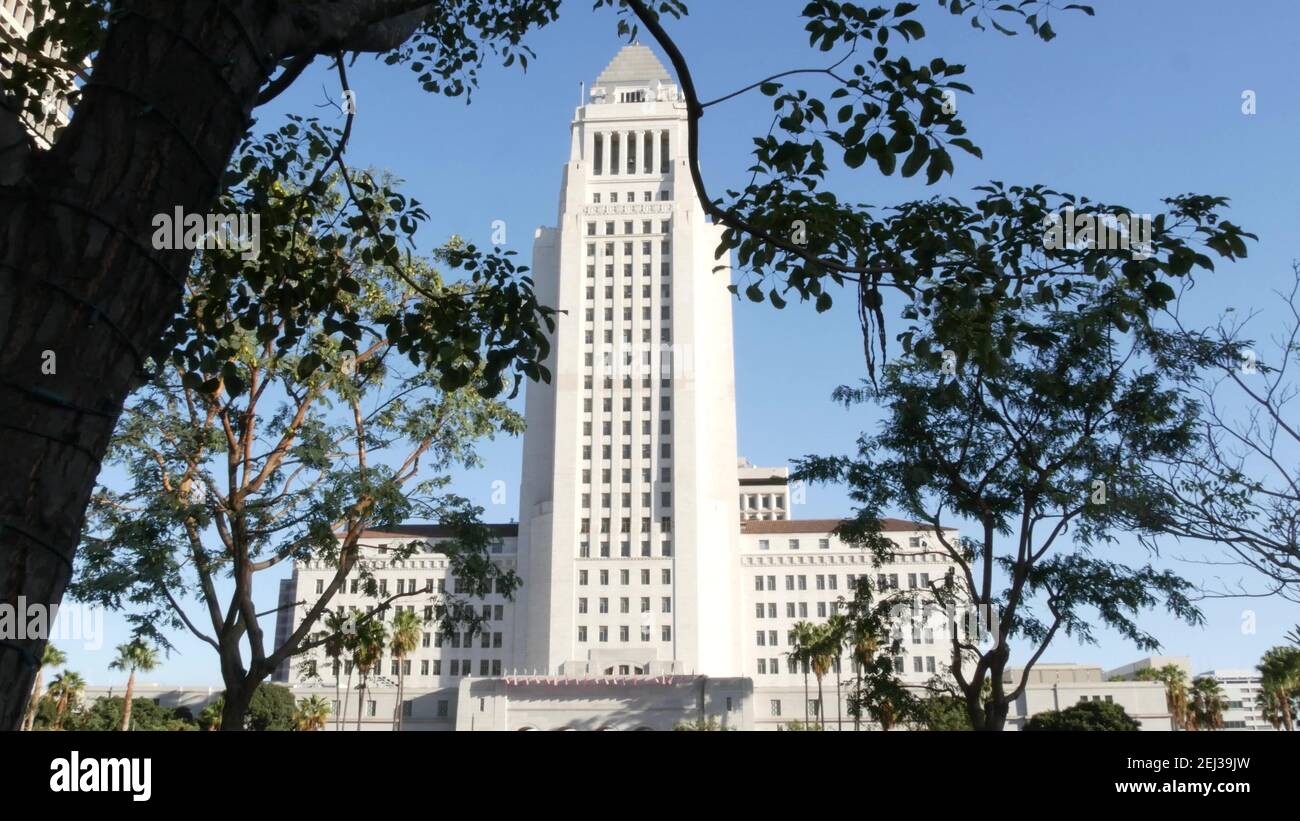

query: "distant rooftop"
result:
(595, 42), (672, 85)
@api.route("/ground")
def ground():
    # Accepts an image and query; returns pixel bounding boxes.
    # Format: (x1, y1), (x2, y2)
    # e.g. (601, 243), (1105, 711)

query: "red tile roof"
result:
(349, 523), (519, 540)
(739, 517), (946, 535)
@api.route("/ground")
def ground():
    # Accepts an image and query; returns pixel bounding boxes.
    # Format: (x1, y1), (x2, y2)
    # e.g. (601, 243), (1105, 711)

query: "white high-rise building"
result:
(269, 44), (975, 730)
(512, 43), (741, 678)
(1197, 669), (1280, 731)
(1, 0), (76, 145)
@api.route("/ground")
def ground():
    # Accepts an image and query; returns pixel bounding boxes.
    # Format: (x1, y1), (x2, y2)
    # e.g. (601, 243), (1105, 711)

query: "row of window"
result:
(577, 625), (672, 642)
(334, 658), (505, 681)
(583, 491), (673, 508)
(586, 261), (673, 281)
(755, 625), (938, 647)
(756, 538), (829, 551)
(366, 540), (506, 556)
(585, 395), (672, 415)
(578, 541), (672, 558)
(742, 493), (787, 510)
(579, 568), (672, 585)
(587, 240), (672, 258)
(337, 699), (450, 719)
(754, 601), (843, 620)
(577, 596), (671, 614)
(591, 131), (671, 176)
(581, 442), (672, 462)
(587, 219), (672, 236)
(753, 535), (935, 552)
(752, 572), (932, 592)
(581, 419), (672, 438)
(317, 576), (511, 597)
(584, 305), (672, 324)
(590, 190), (671, 204)
(581, 514), (673, 535)
(585, 283), (672, 303)
(583, 375), (673, 392)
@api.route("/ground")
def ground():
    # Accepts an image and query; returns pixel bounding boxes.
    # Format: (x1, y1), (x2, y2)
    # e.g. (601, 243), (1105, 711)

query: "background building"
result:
(260, 44), (976, 730)
(1, 0), (76, 145)
(1004, 663), (1174, 731)
(1196, 668), (1277, 731)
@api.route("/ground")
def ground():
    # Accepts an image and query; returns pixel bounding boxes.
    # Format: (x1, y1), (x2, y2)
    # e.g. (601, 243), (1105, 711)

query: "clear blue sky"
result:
(64, 0), (1300, 687)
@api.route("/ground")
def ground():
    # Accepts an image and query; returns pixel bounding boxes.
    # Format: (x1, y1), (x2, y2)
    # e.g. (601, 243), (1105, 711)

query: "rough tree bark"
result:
(0, 0), (437, 730)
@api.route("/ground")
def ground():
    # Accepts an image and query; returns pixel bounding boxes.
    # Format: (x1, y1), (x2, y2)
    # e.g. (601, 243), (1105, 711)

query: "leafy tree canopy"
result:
(1023, 700), (1141, 732)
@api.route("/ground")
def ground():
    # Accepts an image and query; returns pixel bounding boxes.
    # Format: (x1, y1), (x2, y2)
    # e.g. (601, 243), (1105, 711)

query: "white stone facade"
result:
(262, 45), (1171, 732)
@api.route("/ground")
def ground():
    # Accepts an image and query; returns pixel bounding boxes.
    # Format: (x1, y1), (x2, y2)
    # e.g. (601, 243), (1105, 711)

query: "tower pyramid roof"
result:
(595, 43), (673, 85)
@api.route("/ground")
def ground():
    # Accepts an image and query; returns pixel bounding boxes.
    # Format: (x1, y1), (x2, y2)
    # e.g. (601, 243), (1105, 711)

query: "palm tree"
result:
(1257, 646), (1300, 731)
(47, 670), (85, 730)
(1136, 665), (1190, 729)
(874, 694), (901, 732)
(198, 698), (223, 731)
(389, 608), (423, 731)
(847, 618), (881, 732)
(321, 610), (355, 732)
(109, 639), (160, 731)
(825, 614), (850, 732)
(1187, 677), (1227, 731)
(805, 623), (836, 731)
(788, 621), (817, 726)
(22, 643), (66, 731)
(352, 617), (387, 731)
(293, 696), (332, 731)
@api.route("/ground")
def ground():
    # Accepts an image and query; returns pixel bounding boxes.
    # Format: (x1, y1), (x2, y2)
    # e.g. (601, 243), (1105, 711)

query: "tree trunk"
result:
(835, 666), (842, 732)
(1280, 689), (1294, 732)
(393, 662), (405, 731)
(20, 666), (44, 731)
(334, 665), (342, 732)
(853, 661), (861, 731)
(0, 0), (279, 730)
(120, 670), (136, 731)
(219, 681), (255, 731)
(54, 695), (68, 730)
(816, 677), (825, 730)
(356, 674), (366, 731)
(342, 669), (353, 732)
(802, 668), (809, 726)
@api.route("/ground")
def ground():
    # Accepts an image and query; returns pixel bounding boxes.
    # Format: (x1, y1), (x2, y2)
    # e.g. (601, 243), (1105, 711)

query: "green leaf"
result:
(901, 139), (930, 177)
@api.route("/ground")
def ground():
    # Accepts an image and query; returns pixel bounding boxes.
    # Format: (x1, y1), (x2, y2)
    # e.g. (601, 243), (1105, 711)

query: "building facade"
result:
(1195, 669), (1277, 731)
(1003, 664), (1174, 731)
(1, 0), (75, 145)
(264, 45), (1171, 732)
